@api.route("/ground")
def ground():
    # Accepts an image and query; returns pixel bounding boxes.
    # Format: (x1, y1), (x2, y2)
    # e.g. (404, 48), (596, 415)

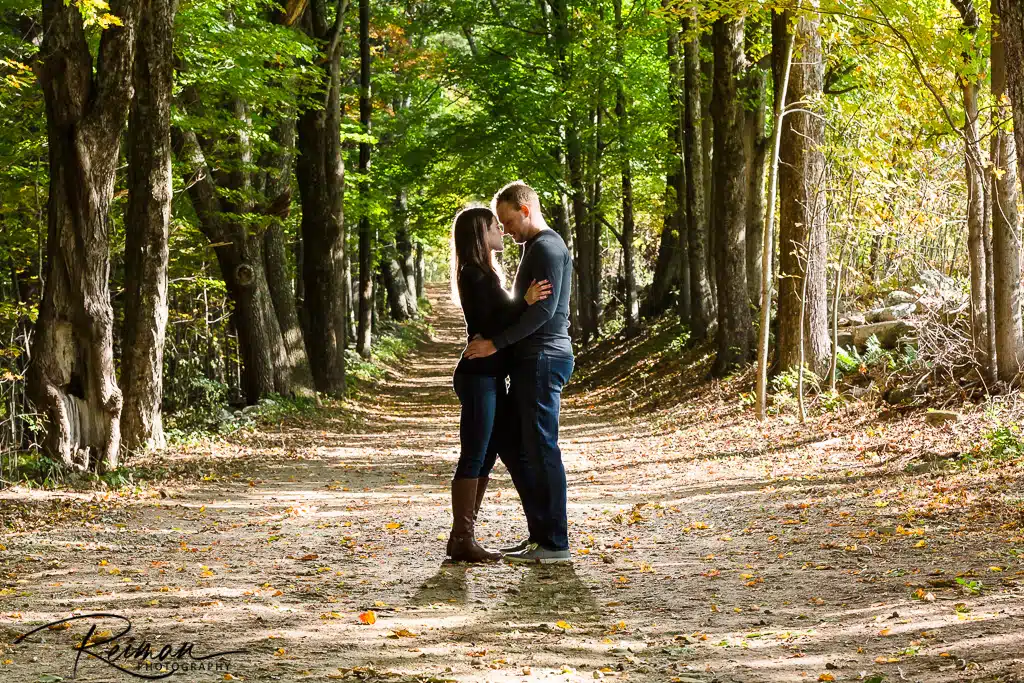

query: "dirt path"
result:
(2, 289), (1024, 683)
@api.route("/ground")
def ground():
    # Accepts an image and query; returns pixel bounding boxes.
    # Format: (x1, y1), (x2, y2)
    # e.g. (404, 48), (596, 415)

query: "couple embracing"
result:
(445, 181), (574, 565)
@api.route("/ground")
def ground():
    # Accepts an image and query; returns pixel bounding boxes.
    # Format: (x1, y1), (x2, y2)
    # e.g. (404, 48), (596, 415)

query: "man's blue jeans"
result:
(506, 352), (574, 551)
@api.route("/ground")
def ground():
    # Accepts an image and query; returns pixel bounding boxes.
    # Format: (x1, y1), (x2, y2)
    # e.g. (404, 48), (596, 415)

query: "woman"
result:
(447, 206), (551, 562)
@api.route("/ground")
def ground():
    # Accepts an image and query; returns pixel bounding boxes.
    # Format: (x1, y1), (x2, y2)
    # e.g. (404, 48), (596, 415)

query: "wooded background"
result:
(2, 0), (1024, 473)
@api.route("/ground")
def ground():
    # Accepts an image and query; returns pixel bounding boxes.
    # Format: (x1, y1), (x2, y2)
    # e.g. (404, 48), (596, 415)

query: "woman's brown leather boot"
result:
(447, 478), (500, 562)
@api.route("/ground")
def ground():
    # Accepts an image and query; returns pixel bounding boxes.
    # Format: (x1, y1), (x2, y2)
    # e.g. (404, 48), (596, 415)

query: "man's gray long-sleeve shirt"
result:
(492, 229), (574, 358)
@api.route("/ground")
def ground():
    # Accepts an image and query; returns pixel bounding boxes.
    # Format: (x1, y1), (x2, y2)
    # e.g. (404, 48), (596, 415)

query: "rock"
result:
(839, 313), (866, 327)
(918, 269), (956, 295)
(875, 302), (918, 322)
(837, 330), (855, 350)
(884, 385), (917, 405)
(865, 302), (917, 323)
(847, 320), (918, 349)
(925, 410), (961, 425)
(886, 290), (917, 306)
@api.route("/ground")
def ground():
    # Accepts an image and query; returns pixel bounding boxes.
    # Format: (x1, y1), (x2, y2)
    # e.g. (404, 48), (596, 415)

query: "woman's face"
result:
(485, 218), (504, 252)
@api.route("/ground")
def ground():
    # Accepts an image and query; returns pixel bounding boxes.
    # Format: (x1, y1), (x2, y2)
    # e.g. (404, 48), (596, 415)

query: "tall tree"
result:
(683, 12), (714, 340)
(393, 188), (419, 316)
(551, 0), (595, 343)
(176, 123), (294, 404)
(774, 8), (829, 377)
(121, 0), (177, 454)
(29, 0), (142, 470)
(615, 0), (638, 336)
(744, 66), (768, 308)
(646, 12), (684, 321)
(296, 0), (350, 393)
(711, 15), (753, 373)
(356, 0), (373, 358)
(261, 117), (316, 398)
(953, 0), (994, 373)
(991, 0), (1023, 383)
(1004, 1), (1024, 194)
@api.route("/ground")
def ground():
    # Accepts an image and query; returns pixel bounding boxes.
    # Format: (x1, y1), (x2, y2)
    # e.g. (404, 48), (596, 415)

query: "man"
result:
(464, 181), (574, 564)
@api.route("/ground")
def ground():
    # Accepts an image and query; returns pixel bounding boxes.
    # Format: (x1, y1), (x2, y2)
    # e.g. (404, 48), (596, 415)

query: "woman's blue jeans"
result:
(452, 372), (508, 480)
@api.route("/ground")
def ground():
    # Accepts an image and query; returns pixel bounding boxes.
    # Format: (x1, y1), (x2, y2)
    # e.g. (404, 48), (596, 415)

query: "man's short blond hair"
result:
(493, 181), (538, 211)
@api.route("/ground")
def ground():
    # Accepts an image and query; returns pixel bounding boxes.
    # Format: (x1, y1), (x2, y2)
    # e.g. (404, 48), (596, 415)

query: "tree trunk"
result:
(683, 13), (715, 340)
(991, 0), (1023, 384)
(1003, 0), (1024, 188)
(774, 9), (830, 378)
(415, 242), (425, 300)
(955, 1), (992, 372)
(296, 0), (349, 393)
(647, 14), (684, 321)
(744, 66), (768, 309)
(121, 0), (175, 455)
(382, 252), (411, 321)
(711, 16), (753, 374)
(261, 112), (315, 399)
(356, 0), (373, 358)
(29, 0), (141, 471)
(263, 223), (316, 397)
(614, 0), (638, 336)
(550, 146), (579, 337)
(591, 85), (605, 330)
(552, 0), (593, 343)
(394, 188), (419, 317)
(176, 127), (287, 404)
(701, 44), (717, 309)
(567, 126), (593, 341)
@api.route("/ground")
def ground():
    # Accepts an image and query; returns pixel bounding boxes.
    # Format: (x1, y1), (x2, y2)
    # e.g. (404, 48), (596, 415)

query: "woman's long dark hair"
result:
(450, 206), (504, 307)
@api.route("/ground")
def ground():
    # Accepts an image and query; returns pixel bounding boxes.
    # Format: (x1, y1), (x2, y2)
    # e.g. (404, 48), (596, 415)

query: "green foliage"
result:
(985, 423), (1024, 461)
(771, 367), (822, 395)
(956, 577), (983, 595)
(954, 423), (1024, 470)
(835, 346), (862, 374)
(347, 317), (434, 387)
(666, 329), (692, 358)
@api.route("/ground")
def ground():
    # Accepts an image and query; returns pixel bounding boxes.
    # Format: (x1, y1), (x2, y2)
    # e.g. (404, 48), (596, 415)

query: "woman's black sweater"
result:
(455, 263), (528, 376)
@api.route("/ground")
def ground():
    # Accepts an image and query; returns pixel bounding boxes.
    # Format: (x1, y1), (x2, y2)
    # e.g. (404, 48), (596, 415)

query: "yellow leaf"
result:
(374, 601), (388, 607)
(385, 522), (401, 530)
(989, 566), (1004, 572)
(555, 620), (572, 630)
(819, 675), (836, 682)
(914, 541), (927, 548)
(358, 610), (377, 624)
(388, 628), (418, 638)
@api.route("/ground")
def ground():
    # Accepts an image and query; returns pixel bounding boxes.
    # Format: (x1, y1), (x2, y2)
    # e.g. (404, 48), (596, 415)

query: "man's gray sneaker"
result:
(503, 542), (571, 564)
(499, 538), (531, 554)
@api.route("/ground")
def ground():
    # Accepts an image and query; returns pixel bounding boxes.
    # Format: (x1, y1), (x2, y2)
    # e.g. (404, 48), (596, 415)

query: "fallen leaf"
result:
(358, 611), (377, 625)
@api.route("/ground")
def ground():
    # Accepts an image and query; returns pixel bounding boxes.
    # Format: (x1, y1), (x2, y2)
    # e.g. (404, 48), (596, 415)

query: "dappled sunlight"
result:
(4, 291), (1024, 683)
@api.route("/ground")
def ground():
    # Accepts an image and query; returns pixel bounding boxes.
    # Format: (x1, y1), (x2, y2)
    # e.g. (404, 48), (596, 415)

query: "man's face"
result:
(495, 201), (528, 243)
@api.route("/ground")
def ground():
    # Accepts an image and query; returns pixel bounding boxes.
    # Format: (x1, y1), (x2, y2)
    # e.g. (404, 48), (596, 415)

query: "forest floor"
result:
(3, 286), (1024, 683)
